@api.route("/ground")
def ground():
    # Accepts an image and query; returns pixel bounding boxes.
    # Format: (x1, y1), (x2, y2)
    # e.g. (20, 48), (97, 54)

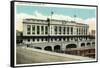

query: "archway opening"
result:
(54, 45), (61, 52)
(87, 43), (91, 46)
(92, 42), (95, 45)
(44, 46), (52, 51)
(66, 44), (77, 49)
(81, 43), (85, 47)
(92, 42), (95, 46)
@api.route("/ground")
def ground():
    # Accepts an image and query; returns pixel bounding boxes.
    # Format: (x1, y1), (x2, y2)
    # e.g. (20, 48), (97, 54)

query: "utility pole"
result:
(73, 15), (76, 22)
(47, 18), (50, 42)
(51, 11), (54, 35)
(47, 11), (54, 42)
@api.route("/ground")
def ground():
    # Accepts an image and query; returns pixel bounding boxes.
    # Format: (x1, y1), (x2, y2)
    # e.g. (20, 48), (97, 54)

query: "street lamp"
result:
(47, 11), (54, 42)
(47, 18), (50, 42)
(51, 11), (54, 34)
(73, 14), (77, 23)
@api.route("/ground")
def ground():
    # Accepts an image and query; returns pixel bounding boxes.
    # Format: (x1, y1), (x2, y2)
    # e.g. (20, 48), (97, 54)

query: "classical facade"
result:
(22, 18), (95, 52)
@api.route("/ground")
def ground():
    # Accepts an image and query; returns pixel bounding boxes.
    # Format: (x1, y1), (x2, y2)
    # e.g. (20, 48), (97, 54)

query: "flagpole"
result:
(74, 15), (76, 22)
(51, 11), (53, 35)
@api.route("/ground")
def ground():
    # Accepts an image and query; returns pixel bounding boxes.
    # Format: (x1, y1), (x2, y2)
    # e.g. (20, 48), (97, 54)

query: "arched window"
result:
(92, 42), (95, 46)
(81, 43), (85, 47)
(87, 43), (91, 46)
(66, 44), (77, 48)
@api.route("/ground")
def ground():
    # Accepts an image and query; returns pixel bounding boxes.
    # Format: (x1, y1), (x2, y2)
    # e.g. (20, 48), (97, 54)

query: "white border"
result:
(15, 2), (17, 66)
(15, 1), (96, 9)
(14, 1), (97, 67)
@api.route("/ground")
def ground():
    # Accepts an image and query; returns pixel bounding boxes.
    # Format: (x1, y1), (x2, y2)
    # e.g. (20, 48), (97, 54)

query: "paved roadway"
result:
(16, 46), (93, 64)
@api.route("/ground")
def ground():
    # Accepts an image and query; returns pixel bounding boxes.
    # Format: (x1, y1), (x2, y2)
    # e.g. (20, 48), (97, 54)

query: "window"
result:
(67, 27), (69, 34)
(32, 25), (35, 34)
(67, 37), (69, 41)
(27, 39), (30, 42)
(45, 38), (48, 41)
(59, 38), (61, 41)
(54, 26), (57, 34)
(33, 38), (35, 41)
(71, 27), (73, 34)
(71, 37), (73, 40)
(41, 38), (44, 41)
(77, 28), (78, 35)
(79, 28), (80, 35)
(59, 26), (61, 34)
(41, 26), (44, 34)
(63, 27), (66, 34)
(63, 38), (65, 41)
(75, 37), (78, 41)
(80, 28), (82, 35)
(45, 26), (48, 34)
(55, 38), (57, 41)
(85, 28), (87, 35)
(27, 25), (31, 34)
(37, 26), (40, 34)
(37, 38), (39, 41)
(79, 38), (82, 41)
(51, 38), (53, 41)
(83, 28), (85, 35)
(82, 28), (83, 35)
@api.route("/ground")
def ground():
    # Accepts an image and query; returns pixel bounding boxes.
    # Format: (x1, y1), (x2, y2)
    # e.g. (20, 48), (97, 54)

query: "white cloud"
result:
(84, 18), (96, 33)
(16, 13), (34, 31)
(34, 11), (43, 17)
(16, 11), (96, 32)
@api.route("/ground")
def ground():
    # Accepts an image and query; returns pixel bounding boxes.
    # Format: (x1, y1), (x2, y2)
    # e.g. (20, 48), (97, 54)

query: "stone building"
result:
(22, 18), (95, 52)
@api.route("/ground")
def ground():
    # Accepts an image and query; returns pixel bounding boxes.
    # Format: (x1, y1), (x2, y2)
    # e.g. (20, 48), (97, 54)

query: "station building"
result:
(22, 18), (95, 52)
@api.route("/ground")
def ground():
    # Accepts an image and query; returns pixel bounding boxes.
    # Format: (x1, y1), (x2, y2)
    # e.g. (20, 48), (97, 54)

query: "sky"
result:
(16, 5), (96, 19)
(15, 3), (96, 33)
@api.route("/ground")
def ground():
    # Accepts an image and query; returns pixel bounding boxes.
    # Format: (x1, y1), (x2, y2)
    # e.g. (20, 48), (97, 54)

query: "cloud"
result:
(34, 11), (44, 17)
(16, 11), (96, 32)
(84, 18), (96, 33)
(16, 13), (33, 31)
(16, 12), (37, 31)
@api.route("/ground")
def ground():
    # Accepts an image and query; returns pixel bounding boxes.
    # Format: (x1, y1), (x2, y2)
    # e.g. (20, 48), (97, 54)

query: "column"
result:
(57, 26), (59, 35)
(35, 25), (37, 35)
(76, 27), (78, 35)
(50, 26), (52, 35)
(69, 27), (71, 35)
(44, 25), (45, 35)
(51, 25), (54, 35)
(65, 38), (67, 41)
(73, 27), (74, 35)
(31, 25), (32, 35)
(61, 26), (63, 35)
(74, 27), (76, 35)
(82, 27), (84, 35)
(78, 27), (80, 35)
(71, 27), (73, 35)
(65, 26), (67, 35)
(80, 27), (82, 35)
(52, 46), (54, 52)
(40, 25), (41, 35)
(85, 28), (87, 35)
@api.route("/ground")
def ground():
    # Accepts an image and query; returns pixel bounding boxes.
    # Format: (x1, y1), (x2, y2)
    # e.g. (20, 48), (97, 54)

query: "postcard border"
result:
(10, 0), (98, 67)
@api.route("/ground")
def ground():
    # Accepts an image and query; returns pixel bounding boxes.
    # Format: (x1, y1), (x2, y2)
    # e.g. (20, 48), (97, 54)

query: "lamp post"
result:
(47, 18), (50, 42)
(73, 15), (76, 22)
(51, 11), (54, 35)
(47, 11), (54, 43)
